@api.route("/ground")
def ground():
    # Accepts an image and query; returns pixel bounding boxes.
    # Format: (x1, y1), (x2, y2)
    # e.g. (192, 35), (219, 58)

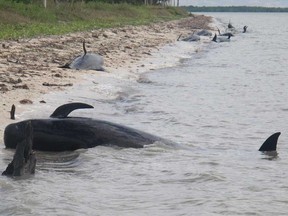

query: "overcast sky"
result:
(178, 0), (288, 7)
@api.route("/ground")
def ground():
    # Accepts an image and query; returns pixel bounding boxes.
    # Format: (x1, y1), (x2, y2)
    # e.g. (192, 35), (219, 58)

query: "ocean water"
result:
(1, 13), (288, 215)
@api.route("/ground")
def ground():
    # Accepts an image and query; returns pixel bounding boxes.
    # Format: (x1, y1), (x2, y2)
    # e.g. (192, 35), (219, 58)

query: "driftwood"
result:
(2, 121), (36, 177)
(42, 82), (73, 87)
(19, 99), (33, 104)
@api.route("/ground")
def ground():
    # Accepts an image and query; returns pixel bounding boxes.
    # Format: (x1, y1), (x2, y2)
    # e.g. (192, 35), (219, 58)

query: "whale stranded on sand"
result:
(4, 103), (173, 152)
(60, 41), (104, 71)
(177, 32), (200, 42)
(196, 29), (213, 37)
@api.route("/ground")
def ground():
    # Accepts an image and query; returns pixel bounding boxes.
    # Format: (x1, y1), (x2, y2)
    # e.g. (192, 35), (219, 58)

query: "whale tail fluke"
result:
(50, 102), (94, 118)
(259, 132), (281, 152)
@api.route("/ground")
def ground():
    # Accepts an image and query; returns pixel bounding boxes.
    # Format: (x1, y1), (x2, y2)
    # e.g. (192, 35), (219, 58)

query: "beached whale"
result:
(196, 29), (213, 37)
(60, 41), (104, 71)
(4, 103), (172, 152)
(177, 32), (200, 42)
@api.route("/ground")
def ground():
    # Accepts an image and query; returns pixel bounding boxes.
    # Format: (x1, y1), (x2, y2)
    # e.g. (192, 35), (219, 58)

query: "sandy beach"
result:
(0, 14), (213, 142)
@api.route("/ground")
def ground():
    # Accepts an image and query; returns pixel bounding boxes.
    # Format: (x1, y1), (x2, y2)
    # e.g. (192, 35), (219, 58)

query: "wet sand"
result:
(0, 15), (213, 142)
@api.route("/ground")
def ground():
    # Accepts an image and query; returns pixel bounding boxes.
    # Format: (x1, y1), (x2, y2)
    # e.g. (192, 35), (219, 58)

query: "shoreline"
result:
(0, 15), (214, 142)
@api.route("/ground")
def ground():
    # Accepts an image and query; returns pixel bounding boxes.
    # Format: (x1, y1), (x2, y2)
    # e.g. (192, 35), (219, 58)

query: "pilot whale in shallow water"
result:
(4, 103), (172, 152)
(60, 41), (104, 71)
(259, 132), (280, 157)
(217, 27), (234, 37)
(212, 34), (231, 43)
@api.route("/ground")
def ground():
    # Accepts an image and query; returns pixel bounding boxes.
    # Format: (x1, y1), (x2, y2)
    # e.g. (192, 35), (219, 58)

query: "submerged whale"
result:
(228, 21), (234, 29)
(259, 132), (280, 157)
(60, 42), (104, 71)
(4, 103), (171, 152)
(217, 27), (234, 37)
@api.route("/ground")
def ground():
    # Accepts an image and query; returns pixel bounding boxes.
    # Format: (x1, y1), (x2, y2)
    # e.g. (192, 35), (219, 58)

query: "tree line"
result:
(9, 0), (167, 5)
(183, 6), (288, 13)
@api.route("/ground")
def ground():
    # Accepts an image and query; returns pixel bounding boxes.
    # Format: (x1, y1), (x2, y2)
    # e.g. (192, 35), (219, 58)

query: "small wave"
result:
(184, 172), (226, 183)
(160, 172), (225, 184)
(36, 151), (83, 172)
(137, 76), (153, 84)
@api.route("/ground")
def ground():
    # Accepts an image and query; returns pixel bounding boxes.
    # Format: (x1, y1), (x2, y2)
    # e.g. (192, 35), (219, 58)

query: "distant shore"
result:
(183, 6), (288, 13)
(0, 15), (213, 142)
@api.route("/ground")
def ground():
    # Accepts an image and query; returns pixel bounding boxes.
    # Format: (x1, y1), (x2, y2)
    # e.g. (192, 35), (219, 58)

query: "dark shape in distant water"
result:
(60, 41), (104, 71)
(4, 103), (174, 152)
(2, 121), (36, 177)
(212, 33), (231, 43)
(243, 26), (248, 33)
(228, 21), (234, 29)
(217, 27), (234, 37)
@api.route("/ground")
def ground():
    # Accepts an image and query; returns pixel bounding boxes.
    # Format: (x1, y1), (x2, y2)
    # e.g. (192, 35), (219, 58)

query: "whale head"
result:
(4, 121), (28, 149)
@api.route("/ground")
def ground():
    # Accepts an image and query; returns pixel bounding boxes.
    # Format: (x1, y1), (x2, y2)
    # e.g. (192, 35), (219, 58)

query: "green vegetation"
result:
(183, 6), (288, 13)
(0, 0), (187, 40)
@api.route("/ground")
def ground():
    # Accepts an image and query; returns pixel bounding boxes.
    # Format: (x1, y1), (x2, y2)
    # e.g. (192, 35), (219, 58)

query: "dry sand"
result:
(0, 14), (214, 142)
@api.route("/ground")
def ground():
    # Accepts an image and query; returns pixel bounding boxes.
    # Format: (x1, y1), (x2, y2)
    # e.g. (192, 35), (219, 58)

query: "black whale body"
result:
(4, 103), (168, 151)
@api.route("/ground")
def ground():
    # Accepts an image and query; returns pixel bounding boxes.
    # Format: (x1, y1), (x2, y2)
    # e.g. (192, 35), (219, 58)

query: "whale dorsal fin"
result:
(50, 102), (94, 118)
(259, 132), (281, 152)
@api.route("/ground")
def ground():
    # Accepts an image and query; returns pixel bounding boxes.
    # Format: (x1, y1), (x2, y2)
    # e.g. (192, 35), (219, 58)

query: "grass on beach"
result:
(0, 1), (188, 40)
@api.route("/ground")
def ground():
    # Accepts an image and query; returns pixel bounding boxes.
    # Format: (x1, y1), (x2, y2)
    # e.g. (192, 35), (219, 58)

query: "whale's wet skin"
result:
(1, 13), (288, 215)
(4, 103), (174, 151)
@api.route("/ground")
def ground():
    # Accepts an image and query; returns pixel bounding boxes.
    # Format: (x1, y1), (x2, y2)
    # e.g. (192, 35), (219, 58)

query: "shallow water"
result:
(1, 13), (288, 215)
